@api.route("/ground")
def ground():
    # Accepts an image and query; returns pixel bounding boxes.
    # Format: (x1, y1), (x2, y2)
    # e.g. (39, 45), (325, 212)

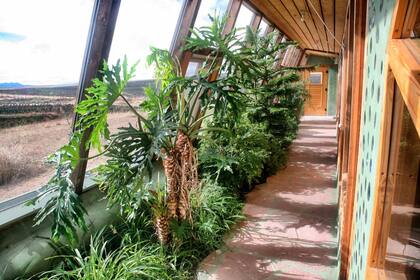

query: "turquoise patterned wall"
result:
(349, 0), (395, 279)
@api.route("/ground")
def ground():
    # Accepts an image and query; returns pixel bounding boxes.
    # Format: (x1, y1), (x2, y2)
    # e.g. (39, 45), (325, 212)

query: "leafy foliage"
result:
(30, 57), (139, 244)
(29, 12), (307, 280)
(199, 117), (270, 189)
(32, 178), (242, 280)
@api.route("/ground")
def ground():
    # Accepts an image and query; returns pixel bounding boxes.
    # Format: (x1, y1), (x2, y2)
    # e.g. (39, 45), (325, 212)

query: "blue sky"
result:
(0, 32), (26, 43)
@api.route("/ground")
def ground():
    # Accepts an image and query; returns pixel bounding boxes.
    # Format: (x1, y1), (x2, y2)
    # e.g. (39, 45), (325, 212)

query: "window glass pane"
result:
(185, 61), (202, 77)
(258, 19), (269, 35)
(309, 72), (322, 84)
(234, 4), (254, 39)
(385, 102), (420, 278)
(86, 0), (182, 171)
(0, 0), (94, 202)
(194, 0), (230, 29)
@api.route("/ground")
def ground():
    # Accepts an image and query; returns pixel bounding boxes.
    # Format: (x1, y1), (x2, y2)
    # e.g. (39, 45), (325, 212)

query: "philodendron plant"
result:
(31, 15), (245, 245)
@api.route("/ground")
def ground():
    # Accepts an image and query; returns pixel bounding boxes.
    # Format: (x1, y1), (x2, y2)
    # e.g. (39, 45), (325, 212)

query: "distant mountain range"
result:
(0, 80), (154, 98)
(0, 82), (25, 88)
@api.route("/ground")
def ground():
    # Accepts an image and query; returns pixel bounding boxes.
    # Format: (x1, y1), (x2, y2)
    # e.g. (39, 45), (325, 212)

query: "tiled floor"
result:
(198, 117), (339, 280)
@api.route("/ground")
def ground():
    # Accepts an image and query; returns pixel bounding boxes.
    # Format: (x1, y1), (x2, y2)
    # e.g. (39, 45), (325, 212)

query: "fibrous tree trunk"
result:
(154, 215), (169, 245)
(176, 131), (198, 221)
(162, 131), (198, 222)
(162, 149), (180, 219)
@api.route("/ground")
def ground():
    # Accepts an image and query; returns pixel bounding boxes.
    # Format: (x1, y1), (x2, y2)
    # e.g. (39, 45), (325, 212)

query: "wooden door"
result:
(304, 67), (328, 115)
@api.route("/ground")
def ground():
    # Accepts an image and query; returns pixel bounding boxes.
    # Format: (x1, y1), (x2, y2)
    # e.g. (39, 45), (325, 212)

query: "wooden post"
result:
(208, 0), (242, 81)
(250, 13), (262, 31)
(340, 0), (366, 277)
(223, 0), (242, 36)
(264, 25), (275, 35)
(71, 0), (121, 194)
(169, 0), (202, 76)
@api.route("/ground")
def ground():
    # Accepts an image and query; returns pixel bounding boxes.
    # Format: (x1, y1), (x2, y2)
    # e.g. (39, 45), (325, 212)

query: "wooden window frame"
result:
(71, 0), (121, 194)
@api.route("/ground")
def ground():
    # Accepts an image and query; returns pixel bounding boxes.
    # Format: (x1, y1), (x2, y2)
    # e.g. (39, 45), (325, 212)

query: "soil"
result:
(0, 111), (138, 202)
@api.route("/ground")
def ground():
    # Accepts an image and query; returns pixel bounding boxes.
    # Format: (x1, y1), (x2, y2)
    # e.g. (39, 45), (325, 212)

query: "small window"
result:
(185, 61), (202, 77)
(309, 72), (322, 84)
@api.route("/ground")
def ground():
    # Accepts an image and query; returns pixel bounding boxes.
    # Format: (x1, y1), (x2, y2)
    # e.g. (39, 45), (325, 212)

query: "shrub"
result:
(33, 178), (242, 280)
(0, 147), (39, 186)
(199, 117), (270, 190)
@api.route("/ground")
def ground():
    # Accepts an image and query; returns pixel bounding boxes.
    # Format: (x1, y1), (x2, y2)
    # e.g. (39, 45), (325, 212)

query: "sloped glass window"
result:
(234, 4), (254, 39)
(258, 19), (269, 35)
(0, 0), (94, 202)
(194, 0), (230, 29)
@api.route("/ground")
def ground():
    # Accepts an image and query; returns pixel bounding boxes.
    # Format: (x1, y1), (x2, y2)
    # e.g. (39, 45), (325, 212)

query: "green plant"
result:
(35, 235), (188, 280)
(29, 57), (138, 244)
(185, 23), (305, 195)
(199, 116), (270, 189)
(28, 13), (308, 280)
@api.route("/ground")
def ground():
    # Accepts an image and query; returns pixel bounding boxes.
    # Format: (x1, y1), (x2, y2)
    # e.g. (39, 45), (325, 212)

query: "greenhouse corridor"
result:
(0, 0), (419, 279)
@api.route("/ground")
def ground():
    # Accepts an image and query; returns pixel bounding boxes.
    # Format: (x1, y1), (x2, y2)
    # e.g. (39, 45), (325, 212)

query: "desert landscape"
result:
(0, 81), (149, 202)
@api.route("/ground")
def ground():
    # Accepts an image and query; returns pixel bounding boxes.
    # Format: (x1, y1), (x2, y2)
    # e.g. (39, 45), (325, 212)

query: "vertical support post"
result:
(207, 0), (242, 81)
(250, 13), (262, 32)
(340, 0), (367, 277)
(264, 25), (275, 35)
(297, 49), (305, 66)
(170, 0), (202, 76)
(222, 0), (242, 36)
(71, 0), (121, 194)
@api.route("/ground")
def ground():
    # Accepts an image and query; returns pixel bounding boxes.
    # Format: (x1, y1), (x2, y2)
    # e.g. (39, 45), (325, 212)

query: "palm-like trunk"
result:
(154, 215), (169, 245)
(176, 131), (198, 221)
(163, 149), (180, 219)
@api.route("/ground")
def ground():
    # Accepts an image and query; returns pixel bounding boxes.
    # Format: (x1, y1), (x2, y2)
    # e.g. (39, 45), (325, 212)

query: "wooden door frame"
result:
(303, 65), (329, 116)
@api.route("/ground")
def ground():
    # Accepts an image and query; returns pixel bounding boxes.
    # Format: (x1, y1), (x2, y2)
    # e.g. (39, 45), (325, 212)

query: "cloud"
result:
(0, 0), (182, 85)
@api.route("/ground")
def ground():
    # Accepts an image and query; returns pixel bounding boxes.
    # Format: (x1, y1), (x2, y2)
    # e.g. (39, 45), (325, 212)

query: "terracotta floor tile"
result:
(198, 117), (339, 280)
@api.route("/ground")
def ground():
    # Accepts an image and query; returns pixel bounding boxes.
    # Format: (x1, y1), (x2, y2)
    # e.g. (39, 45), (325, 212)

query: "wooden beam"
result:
(297, 48), (305, 66)
(388, 39), (420, 135)
(340, 0), (366, 277)
(321, 0), (337, 52)
(208, 0), (243, 81)
(71, 0), (121, 194)
(223, 0), (243, 36)
(303, 0), (330, 51)
(390, 0), (410, 39)
(402, 1), (420, 38)
(305, 48), (339, 58)
(264, 25), (275, 35)
(169, 0), (202, 76)
(248, 0), (310, 49)
(250, 12), (262, 31)
(365, 69), (396, 279)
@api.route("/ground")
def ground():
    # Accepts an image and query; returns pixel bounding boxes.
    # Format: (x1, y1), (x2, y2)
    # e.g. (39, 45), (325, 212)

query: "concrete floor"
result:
(197, 117), (339, 280)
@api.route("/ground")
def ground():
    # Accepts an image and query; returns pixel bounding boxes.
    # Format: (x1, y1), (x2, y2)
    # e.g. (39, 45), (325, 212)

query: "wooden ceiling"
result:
(248, 0), (348, 54)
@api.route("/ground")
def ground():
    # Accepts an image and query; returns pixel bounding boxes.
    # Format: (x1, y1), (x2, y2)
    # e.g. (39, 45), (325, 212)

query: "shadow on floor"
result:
(197, 117), (339, 280)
